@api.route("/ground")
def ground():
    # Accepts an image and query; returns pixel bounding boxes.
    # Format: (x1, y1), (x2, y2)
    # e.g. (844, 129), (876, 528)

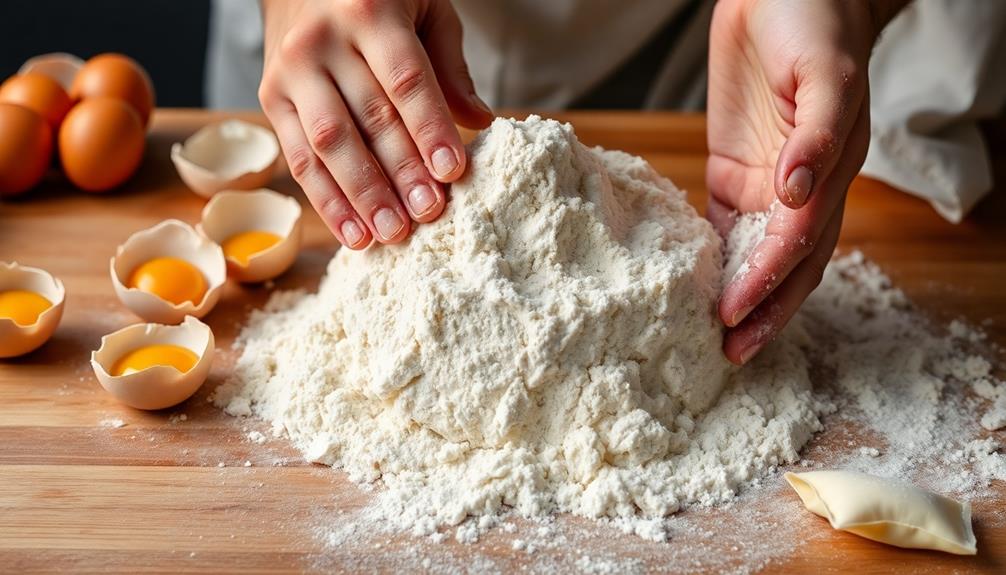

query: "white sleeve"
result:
(862, 0), (1006, 223)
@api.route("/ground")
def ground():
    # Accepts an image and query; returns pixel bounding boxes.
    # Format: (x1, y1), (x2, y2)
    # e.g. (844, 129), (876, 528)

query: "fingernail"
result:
(470, 92), (493, 115)
(373, 207), (405, 241)
(729, 304), (756, 328)
(739, 342), (764, 365)
(431, 146), (460, 179)
(408, 185), (438, 217)
(341, 219), (365, 247)
(784, 166), (813, 206)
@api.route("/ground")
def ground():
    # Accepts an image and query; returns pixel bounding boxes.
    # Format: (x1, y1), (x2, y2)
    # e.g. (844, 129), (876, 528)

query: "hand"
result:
(259, 0), (493, 249)
(706, 0), (902, 365)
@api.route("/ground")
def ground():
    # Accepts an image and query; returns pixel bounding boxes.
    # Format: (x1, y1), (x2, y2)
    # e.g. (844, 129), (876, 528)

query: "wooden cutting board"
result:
(1, 110), (1004, 573)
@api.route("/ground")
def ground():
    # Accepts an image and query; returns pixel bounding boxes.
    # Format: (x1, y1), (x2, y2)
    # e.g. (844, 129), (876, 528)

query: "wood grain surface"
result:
(1, 110), (1004, 574)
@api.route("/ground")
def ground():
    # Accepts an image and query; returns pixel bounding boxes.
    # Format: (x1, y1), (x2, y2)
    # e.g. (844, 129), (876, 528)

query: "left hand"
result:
(706, 0), (888, 364)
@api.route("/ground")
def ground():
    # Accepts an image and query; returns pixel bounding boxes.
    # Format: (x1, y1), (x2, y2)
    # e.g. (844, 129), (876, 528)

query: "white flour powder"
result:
(214, 117), (1006, 556)
(213, 116), (823, 539)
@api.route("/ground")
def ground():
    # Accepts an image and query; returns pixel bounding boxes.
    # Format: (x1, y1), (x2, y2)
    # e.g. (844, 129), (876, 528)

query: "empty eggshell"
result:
(19, 53), (84, 91)
(91, 315), (214, 410)
(198, 189), (302, 283)
(171, 119), (279, 198)
(0, 262), (65, 358)
(110, 220), (226, 324)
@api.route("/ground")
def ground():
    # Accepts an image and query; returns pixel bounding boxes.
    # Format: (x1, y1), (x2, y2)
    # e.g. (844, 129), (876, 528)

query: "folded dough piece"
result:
(785, 470), (976, 555)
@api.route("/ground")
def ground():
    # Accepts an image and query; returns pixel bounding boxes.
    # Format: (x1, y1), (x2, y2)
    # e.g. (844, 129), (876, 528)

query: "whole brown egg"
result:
(0, 103), (52, 197)
(0, 73), (72, 130)
(70, 53), (155, 128)
(58, 97), (145, 192)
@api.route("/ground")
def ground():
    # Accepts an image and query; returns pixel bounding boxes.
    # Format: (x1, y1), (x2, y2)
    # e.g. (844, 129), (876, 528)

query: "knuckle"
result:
(388, 63), (428, 103)
(793, 234), (817, 261)
(309, 116), (354, 155)
(813, 126), (841, 154)
(257, 78), (280, 110)
(834, 54), (860, 86)
(285, 146), (316, 181)
(317, 191), (351, 221)
(413, 114), (447, 145)
(279, 23), (329, 60)
(357, 97), (400, 140)
(389, 154), (427, 182)
(344, 179), (388, 205)
(338, 0), (380, 22)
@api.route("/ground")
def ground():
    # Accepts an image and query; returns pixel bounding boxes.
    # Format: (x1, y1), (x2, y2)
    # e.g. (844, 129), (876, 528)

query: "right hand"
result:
(259, 0), (494, 248)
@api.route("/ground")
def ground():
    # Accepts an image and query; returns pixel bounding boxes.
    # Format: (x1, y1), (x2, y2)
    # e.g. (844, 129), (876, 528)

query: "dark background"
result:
(0, 0), (210, 107)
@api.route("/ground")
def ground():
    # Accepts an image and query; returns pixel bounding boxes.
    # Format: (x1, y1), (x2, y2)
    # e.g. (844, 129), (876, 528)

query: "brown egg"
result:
(0, 103), (52, 197)
(0, 73), (72, 130)
(59, 97), (145, 193)
(70, 53), (155, 128)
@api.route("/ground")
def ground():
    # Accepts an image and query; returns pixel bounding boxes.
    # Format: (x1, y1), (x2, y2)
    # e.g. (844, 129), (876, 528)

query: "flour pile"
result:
(213, 116), (824, 539)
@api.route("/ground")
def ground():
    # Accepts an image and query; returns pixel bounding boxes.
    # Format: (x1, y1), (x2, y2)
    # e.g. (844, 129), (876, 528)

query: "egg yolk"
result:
(128, 257), (207, 306)
(0, 290), (52, 327)
(111, 344), (199, 376)
(222, 231), (281, 266)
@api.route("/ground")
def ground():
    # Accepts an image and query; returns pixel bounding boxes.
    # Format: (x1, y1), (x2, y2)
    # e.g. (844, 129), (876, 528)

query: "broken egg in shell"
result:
(198, 189), (302, 283)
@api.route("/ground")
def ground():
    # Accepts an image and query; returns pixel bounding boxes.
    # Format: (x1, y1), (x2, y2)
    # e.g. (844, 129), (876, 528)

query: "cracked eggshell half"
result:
(110, 220), (226, 324)
(19, 52), (84, 91)
(198, 189), (302, 283)
(91, 316), (214, 410)
(0, 262), (65, 358)
(171, 119), (279, 198)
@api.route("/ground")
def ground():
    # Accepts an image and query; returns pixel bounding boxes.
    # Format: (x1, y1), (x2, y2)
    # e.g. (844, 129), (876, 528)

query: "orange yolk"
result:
(221, 231), (281, 266)
(0, 290), (52, 326)
(128, 257), (207, 306)
(111, 344), (199, 376)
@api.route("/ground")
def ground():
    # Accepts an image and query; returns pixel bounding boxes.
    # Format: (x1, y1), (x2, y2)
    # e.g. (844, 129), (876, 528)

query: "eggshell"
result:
(0, 262), (65, 358)
(198, 189), (302, 283)
(19, 53), (84, 91)
(110, 220), (226, 324)
(91, 315), (214, 410)
(171, 120), (279, 198)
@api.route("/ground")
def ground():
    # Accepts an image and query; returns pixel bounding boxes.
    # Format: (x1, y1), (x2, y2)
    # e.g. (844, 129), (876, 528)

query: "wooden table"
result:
(1, 110), (1004, 573)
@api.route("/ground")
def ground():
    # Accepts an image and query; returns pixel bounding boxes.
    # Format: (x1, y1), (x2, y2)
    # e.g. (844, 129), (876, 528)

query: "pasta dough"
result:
(785, 470), (976, 555)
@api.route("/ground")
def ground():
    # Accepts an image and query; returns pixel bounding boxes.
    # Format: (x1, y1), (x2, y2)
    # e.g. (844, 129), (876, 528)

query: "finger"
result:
(290, 71), (411, 244)
(355, 26), (467, 183)
(719, 104), (869, 327)
(706, 154), (775, 214)
(774, 53), (866, 208)
(722, 200), (845, 365)
(263, 98), (372, 250)
(420, 0), (493, 129)
(334, 53), (446, 223)
(706, 194), (738, 239)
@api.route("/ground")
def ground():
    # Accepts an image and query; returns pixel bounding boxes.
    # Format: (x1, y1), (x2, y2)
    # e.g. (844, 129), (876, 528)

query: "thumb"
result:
(774, 55), (866, 209)
(421, 0), (494, 130)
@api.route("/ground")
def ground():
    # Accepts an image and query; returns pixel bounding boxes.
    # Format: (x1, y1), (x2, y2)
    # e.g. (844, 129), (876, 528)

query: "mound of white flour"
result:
(213, 116), (822, 539)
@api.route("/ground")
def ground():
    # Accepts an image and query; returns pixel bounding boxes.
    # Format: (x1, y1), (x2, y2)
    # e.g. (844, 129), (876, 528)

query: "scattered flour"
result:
(213, 116), (1006, 567)
(246, 430), (268, 444)
(99, 417), (127, 428)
